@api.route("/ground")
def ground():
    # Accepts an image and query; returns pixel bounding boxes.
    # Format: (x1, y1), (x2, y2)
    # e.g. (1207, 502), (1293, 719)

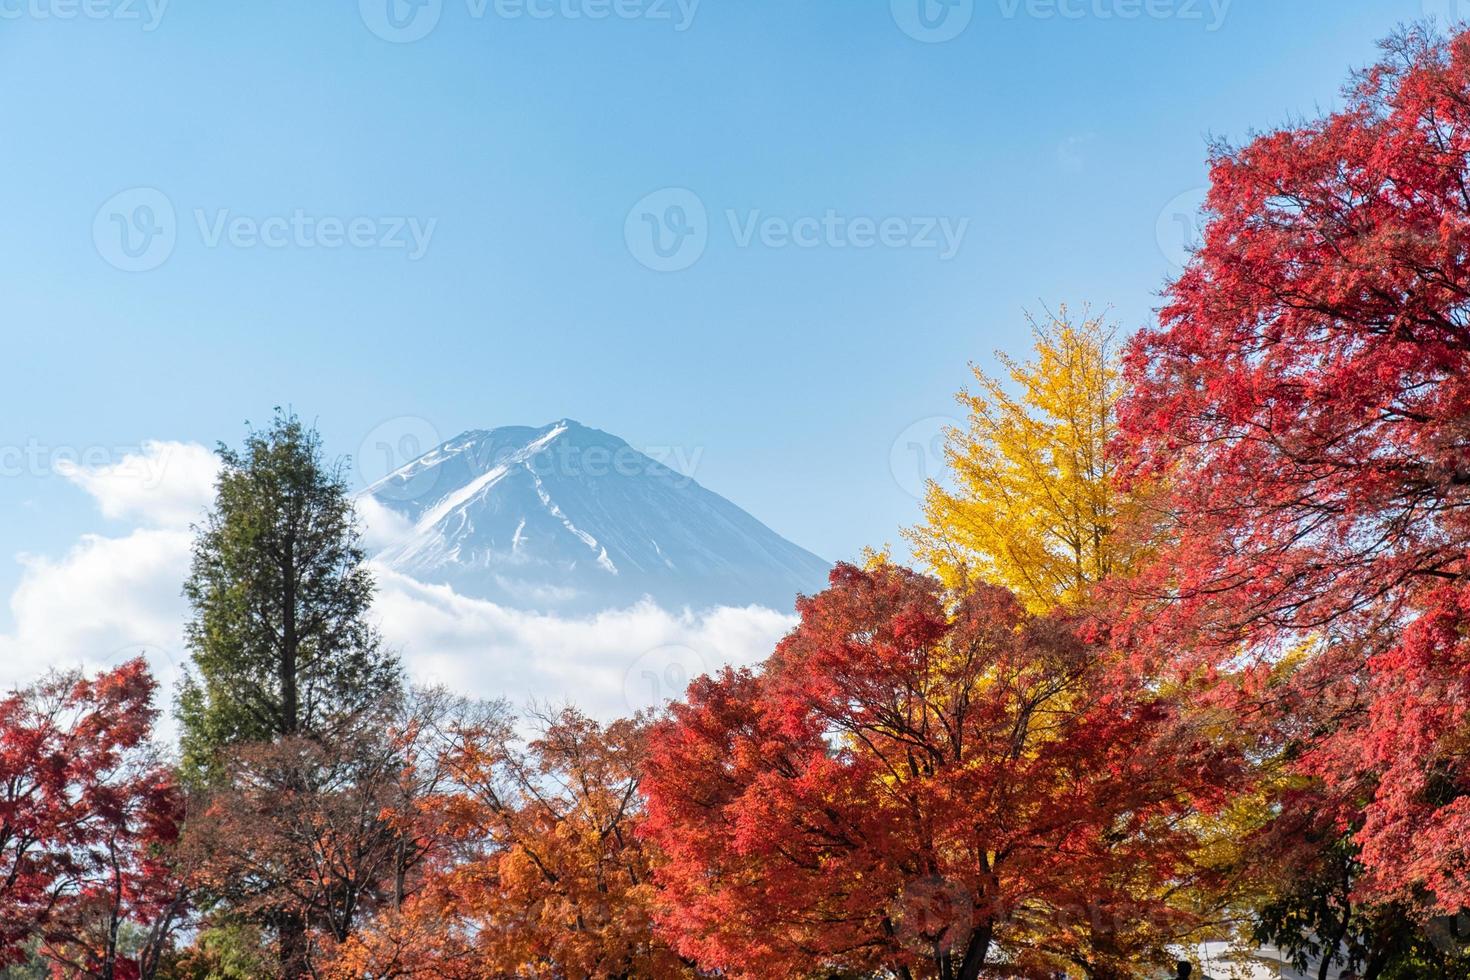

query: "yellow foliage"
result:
(859, 544), (893, 571)
(906, 308), (1135, 614)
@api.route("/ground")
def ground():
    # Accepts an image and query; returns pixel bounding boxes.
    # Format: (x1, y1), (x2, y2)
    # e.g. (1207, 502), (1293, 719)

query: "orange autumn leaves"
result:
(330, 708), (695, 980)
(334, 564), (1240, 980)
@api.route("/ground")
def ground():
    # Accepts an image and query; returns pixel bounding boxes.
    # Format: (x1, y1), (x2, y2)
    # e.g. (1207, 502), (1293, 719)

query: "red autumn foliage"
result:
(641, 563), (1238, 980)
(1115, 25), (1470, 917)
(0, 658), (184, 978)
(1116, 27), (1470, 640)
(1320, 582), (1470, 910)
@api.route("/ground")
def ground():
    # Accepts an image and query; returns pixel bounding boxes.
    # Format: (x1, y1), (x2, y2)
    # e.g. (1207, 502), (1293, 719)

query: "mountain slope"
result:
(363, 421), (830, 612)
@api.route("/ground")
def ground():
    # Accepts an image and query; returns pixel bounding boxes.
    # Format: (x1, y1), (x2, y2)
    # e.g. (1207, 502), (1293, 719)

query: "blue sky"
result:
(0, 0), (1449, 619)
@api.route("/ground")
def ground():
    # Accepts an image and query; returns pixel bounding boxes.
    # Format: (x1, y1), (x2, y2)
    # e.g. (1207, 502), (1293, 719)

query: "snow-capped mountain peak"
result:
(363, 421), (829, 613)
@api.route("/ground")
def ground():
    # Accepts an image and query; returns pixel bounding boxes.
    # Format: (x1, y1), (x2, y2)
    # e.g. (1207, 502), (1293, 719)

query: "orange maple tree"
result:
(331, 705), (694, 980)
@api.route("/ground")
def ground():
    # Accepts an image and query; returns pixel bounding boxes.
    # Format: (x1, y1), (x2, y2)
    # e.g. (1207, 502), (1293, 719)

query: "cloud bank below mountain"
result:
(0, 441), (795, 723)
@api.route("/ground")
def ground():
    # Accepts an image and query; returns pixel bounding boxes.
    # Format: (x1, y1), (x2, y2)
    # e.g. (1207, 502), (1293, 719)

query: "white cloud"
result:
(0, 528), (193, 694)
(356, 492), (417, 553)
(371, 564), (794, 719)
(0, 441), (795, 731)
(0, 439), (217, 700)
(55, 440), (219, 529)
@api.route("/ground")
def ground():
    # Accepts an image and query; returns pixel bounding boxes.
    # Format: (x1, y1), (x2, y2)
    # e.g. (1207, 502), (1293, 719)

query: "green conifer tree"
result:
(177, 410), (400, 779)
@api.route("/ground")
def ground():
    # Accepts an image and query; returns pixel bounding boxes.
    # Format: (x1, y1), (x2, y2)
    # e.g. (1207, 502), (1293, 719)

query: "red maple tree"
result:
(0, 659), (184, 978)
(642, 563), (1237, 980)
(1117, 26), (1470, 639)
(1115, 25), (1470, 917)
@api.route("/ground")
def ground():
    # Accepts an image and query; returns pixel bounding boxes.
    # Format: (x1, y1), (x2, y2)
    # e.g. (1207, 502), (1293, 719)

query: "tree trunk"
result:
(1319, 918), (1349, 980)
(278, 912), (309, 980)
(281, 535), (298, 738)
(956, 921), (994, 980)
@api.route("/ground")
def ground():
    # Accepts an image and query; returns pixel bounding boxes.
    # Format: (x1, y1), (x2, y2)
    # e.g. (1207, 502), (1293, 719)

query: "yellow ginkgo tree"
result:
(906, 308), (1138, 614)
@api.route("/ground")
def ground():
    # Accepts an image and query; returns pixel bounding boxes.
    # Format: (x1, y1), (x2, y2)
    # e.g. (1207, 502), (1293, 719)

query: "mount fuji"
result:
(362, 421), (831, 613)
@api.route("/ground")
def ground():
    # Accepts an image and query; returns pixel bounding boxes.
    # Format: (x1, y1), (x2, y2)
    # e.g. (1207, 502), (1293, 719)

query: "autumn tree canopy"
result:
(332, 706), (692, 980)
(1117, 28), (1470, 639)
(642, 563), (1238, 980)
(1116, 25), (1470, 925)
(908, 310), (1141, 614)
(0, 660), (184, 980)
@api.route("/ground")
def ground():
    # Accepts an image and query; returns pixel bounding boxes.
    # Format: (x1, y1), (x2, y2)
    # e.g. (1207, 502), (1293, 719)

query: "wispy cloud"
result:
(53, 440), (219, 529)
